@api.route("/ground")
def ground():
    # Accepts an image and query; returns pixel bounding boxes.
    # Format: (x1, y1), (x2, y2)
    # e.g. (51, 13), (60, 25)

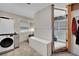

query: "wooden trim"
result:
(66, 5), (72, 51)
(67, 3), (79, 11)
(67, 3), (79, 52)
(67, 3), (76, 6)
(71, 4), (79, 11)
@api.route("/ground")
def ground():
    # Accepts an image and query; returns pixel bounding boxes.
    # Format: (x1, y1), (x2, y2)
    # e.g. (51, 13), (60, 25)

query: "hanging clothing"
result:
(76, 26), (79, 45)
(72, 17), (77, 36)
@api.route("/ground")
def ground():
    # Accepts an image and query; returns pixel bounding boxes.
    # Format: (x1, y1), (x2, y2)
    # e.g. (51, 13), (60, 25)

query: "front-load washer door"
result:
(0, 38), (13, 48)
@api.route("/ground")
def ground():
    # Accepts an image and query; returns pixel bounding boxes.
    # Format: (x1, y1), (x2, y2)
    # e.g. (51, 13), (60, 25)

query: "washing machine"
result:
(0, 34), (14, 53)
(0, 17), (15, 53)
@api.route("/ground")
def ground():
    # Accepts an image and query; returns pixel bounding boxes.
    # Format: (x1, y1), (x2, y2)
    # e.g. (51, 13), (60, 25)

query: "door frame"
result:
(52, 5), (68, 52)
(66, 4), (72, 51)
(67, 3), (79, 51)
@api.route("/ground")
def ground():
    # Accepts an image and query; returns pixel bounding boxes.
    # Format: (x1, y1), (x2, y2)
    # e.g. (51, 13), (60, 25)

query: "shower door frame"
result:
(52, 7), (68, 53)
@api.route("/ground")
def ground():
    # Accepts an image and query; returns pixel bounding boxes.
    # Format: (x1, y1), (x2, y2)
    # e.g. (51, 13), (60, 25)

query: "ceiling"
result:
(0, 3), (68, 18)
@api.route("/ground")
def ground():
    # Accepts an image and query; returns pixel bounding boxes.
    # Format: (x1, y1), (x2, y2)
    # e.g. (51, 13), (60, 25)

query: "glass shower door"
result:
(54, 8), (67, 53)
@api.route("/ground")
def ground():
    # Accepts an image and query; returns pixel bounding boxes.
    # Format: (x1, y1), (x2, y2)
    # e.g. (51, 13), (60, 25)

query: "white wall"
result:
(71, 10), (79, 55)
(0, 11), (33, 42)
(34, 6), (53, 41)
(29, 5), (53, 56)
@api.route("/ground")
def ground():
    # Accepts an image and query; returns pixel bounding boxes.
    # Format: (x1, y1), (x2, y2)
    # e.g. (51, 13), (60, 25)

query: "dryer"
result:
(0, 18), (14, 34)
(0, 35), (14, 53)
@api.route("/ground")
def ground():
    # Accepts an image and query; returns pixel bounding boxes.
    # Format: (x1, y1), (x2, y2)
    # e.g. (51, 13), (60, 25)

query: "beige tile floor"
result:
(0, 41), (74, 56)
(0, 41), (41, 56)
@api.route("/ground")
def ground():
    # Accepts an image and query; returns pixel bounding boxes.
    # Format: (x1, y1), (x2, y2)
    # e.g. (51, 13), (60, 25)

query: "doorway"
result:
(53, 8), (67, 53)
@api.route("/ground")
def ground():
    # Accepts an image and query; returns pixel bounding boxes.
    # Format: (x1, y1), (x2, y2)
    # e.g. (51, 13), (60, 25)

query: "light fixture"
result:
(26, 3), (31, 5)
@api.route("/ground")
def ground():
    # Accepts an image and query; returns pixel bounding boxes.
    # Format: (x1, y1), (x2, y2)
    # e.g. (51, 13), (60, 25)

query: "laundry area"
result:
(0, 18), (16, 54)
(0, 3), (79, 56)
(0, 10), (34, 55)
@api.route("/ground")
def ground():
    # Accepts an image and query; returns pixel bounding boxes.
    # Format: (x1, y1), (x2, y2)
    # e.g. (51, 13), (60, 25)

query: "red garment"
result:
(72, 17), (77, 36)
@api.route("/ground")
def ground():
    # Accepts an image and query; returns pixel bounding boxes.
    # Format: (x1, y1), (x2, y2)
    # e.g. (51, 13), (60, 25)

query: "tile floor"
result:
(0, 41), (41, 56)
(0, 41), (74, 56)
(53, 52), (74, 56)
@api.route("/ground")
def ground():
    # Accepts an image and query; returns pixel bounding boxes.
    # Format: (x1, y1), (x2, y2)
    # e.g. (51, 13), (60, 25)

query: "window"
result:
(20, 21), (29, 32)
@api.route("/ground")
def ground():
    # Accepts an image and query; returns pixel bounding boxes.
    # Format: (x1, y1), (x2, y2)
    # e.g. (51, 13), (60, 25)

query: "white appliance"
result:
(14, 34), (19, 48)
(0, 18), (15, 53)
(0, 18), (14, 34)
(0, 35), (14, 53)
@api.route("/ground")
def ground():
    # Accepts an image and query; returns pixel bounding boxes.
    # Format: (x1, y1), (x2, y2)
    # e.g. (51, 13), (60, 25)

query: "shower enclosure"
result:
(53, 8), (67, 52)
